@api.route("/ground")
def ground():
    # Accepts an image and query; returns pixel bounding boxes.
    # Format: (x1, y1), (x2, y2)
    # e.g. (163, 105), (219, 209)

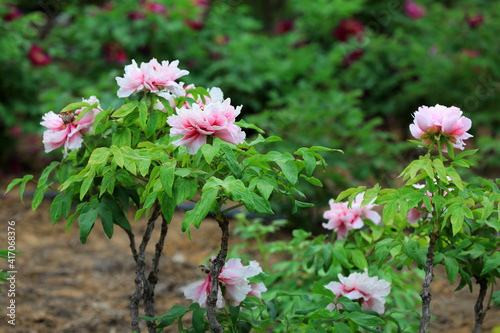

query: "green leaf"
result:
(423, 159), (435, 179)
(300, 175), (323, 187)
(101, 195), (131, 231)
(277, 159), (298, 185)
(201, 143), (220, 164)
(433, 159), (448, 182)
(112, 101), (139, 118)
(303, 152), (316, 177)
(60, 101), (91, 114)
(88, 147), (110, 165)
(160, 163), (176, 197)
(221, 144), (242, 178)
(98, 203), (114, 238)
(264, 299), (278, 320)
(139, 101), (148, 130)
(100, 173), (116, 197)
(444, 256), (460, 284)
(32, 184), (50, 211)
(345, 312), (384, 326)
(159, 192), (176, 223)
(481, 197), (494, 220)
(110, 145), (124, 168)
(112, 127), (132, 147)
(333, 322), (352, 333)
(50, 193), (71, 225)
(38, 161), (60, 187)
(338, 296), (362, 312)
(382, 200), (399, 223)
(481, 252), (500, 276)
(455, 149), (478, 160)
(192, 307), (205, 333)
(446, 167), (463, 191)
(79, 205), (98, 244)
(93, 109), (109, 135)
(80, 175), (94, 200)
(351, 249), (368, 269)
(255, 177), (276, 200)
(235, 119), (265, 133)
(138, 157), (151, 177)
(146, 109), (159, 138)
(74, 103), (97, 124)
(174, 177), (198, 205)
(181, 186), (218, 232)
(451, 209), (464, 235)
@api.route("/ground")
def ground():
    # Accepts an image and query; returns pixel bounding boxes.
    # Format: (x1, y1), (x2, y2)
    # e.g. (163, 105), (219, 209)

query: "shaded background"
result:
(2, 0), (499, 224)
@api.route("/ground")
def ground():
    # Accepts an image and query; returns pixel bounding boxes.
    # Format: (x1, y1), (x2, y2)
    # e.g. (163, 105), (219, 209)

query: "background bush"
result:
(1, 0), (499, 224)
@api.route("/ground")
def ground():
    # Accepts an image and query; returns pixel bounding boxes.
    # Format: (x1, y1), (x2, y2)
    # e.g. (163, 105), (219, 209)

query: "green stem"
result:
(436, 139), (444, 161)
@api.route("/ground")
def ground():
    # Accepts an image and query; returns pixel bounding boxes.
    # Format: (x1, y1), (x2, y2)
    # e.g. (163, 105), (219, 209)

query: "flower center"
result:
(60, 111), (75, 124)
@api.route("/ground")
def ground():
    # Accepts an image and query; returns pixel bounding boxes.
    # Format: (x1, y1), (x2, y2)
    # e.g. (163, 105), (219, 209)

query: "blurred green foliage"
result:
(1, 0), (499, 221)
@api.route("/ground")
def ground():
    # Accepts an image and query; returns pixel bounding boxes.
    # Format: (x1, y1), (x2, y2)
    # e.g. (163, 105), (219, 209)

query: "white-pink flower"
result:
(324, 268), (391, 315)
(154, 85), (223, 112)
(322, 192), (381, 239)
(184, 258), (265, 308)
(167, 98), (246, 154)
(41, 96), (101, 157)
(115, 58), (189, 98)
(409, 104), (472, 151)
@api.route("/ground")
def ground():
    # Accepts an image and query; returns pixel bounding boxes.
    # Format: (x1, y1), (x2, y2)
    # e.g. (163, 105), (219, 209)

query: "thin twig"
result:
(418, 232), (438, 333)
(207, 214), (230, 333)
(472, 277), (488, 333)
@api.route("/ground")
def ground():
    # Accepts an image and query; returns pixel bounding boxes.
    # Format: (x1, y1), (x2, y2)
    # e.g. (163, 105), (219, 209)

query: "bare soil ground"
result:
(0, 179), (499, 333)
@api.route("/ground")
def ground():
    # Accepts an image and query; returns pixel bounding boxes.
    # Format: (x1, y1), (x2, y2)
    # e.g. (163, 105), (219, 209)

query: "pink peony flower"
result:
(333, 19), (364, 42)
(115, 58), (189, 98)
(409, 104), (473, 151)
(41, 96), (101, 156)
(404, 1), (426, 20)
(167, 98), (246, 154)
(406, 184), (428, 224)
(322, 192), (381, 239)
(184, 258), (266, 308)
(325, 268), (391, 315)
(466, 13), (483, 29)
(156, 85), (224, 112)
(28, 45), (51, 66)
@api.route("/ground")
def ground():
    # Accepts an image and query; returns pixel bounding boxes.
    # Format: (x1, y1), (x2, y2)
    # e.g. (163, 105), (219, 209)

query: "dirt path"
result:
(0, 181), (499, 332)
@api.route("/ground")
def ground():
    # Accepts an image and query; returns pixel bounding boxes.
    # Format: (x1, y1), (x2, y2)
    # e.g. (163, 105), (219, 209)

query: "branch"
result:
(207, 214), (230, 333)
(128, 202), (161, 333)
(472, 277), (488, 333)
(143, 212), (169, 333)
(418, 232), (438, 333)
(139, 202), (162, 333)
(126, 229), (141, 332)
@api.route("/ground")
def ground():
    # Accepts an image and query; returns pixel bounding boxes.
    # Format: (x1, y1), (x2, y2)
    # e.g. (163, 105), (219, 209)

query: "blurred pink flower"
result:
(406, 184), (428, 224)
(322, 192), (381, 239)
(115, 58), (189, 98)
(333, 19), (364, 42)
(28, 45), (51, 66)
(404, 1), (426, 20)
(104, 43), (127, 64)
(343, 49), (364, 67)
(275, 19), (294, 35)
(144, 2), (166, 14)
(466, 13), (483, 29)
(409, 104), (472, 151)
(41, 96), (101, 156)
(3, 4), (22, 21)
(184, 258), (265, 308)
(167, 99), (246, 154)
(325, 268), (391, 315)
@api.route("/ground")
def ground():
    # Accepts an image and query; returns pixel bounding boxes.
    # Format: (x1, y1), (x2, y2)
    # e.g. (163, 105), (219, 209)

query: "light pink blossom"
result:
(409, 104), (472, 151)
(115, 58), (189, 98)
(167, 99), (246, 154)
(404, 1), (426, 20)
(155, 85), (223, 112)
(41, 96), (101, 157)
(322, 192), (381, 239)
(325, 268), (391, 315)
(184, 258), (265, 308)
